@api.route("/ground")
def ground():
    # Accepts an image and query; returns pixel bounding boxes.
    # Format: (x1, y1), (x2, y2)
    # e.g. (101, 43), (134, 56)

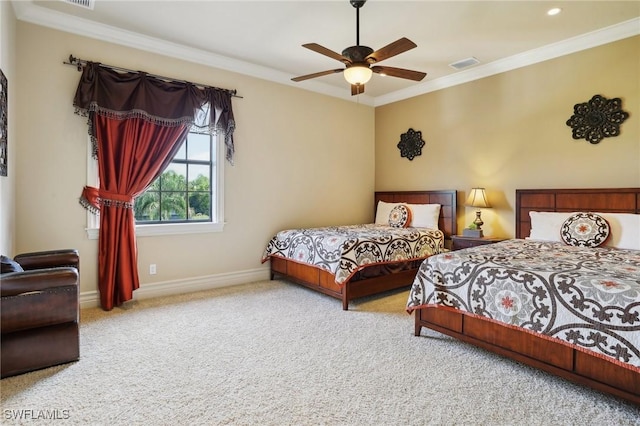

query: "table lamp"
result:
(464, 188), (491, 237)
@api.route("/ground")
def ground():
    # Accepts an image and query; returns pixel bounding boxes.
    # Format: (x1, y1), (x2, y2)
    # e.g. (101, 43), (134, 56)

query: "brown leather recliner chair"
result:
(1, 249), (80, 378)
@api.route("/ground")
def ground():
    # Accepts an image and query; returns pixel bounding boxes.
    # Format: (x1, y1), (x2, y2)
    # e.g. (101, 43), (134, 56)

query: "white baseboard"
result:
(79, 266), (271, 309)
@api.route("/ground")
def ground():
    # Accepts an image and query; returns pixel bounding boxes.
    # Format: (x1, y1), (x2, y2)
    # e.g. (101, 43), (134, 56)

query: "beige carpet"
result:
(1, 280), (638, 425)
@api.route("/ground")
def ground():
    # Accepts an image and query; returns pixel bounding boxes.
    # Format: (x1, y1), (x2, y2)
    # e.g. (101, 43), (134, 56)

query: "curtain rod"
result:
(63, 54), (242, 99)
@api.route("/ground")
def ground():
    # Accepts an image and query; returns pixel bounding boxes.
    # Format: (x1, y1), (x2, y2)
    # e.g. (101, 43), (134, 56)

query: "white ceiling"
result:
(12, 0), (640, 106)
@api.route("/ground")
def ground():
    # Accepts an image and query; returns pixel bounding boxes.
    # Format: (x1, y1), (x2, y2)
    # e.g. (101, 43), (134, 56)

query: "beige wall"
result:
(10, 21), (640, 302)
(375, 36), (640, 238)
(14, 23), (374, 298)
(0, 1), (17, 255)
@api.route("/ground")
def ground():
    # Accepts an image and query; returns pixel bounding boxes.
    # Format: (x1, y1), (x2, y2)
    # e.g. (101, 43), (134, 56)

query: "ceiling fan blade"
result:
(292, 69), (343, 82)
(302, 43), (351, 64)
(371, 66), (426, 81)
(351, 84), (365, 96)
(366, 37), (417, 63)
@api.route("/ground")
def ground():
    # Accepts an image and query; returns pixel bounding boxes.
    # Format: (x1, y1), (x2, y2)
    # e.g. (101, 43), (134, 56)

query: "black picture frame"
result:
(0, 68), (7, 177)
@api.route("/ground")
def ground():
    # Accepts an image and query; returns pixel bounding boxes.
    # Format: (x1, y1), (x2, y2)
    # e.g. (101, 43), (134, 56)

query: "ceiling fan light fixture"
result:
(344, 65), (372, 86)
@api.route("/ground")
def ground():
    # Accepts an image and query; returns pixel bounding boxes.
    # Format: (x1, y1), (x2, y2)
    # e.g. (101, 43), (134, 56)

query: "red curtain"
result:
(74, 62), (236, 310)
(82, 116), (190, 310)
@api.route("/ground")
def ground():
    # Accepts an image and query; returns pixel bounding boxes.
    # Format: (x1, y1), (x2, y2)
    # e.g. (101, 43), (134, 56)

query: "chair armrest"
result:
(13, 249), (79, 271)
(0, 267), (79, 297)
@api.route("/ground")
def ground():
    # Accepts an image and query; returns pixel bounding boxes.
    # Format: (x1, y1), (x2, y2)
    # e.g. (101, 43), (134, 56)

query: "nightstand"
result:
(451, 235), (506, 251)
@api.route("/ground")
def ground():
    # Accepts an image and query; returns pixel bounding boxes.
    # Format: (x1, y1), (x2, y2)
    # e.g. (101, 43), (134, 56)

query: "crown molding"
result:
(375, 17), (640, 106)
(12, 1), (638, 107)
(12, 0), (374, 105)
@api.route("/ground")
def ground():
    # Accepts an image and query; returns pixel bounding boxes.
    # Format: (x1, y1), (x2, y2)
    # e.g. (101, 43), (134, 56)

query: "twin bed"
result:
(263, 190), (457, 310)
(408, 188), (640, 405)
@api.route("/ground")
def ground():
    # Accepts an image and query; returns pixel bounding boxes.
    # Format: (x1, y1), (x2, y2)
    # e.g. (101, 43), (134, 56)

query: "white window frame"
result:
(85, 134), (225, 239)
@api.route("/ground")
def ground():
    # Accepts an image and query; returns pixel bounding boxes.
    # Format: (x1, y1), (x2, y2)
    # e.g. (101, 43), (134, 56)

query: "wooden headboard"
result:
(374, 190), (457, 240)
(515, 188), (640, 239)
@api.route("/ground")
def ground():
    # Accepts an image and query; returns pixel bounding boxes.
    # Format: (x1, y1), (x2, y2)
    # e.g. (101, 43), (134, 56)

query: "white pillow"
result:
(528, 212), (571, 242)
(375, 201), (403, 225)
(407, 203), (441, 229)
(528, 211), (640, 250)
(600, 213), (640, 250)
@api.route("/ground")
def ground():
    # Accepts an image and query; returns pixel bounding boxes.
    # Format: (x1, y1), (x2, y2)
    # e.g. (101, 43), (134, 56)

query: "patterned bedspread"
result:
(263, 224), (444, 285)
(407, 239), (640, 369)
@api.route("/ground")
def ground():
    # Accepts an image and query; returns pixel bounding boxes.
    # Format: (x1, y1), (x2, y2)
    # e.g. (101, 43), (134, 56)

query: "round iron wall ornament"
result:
(566, 94), (629, 144)
(397, 128), (425, 160)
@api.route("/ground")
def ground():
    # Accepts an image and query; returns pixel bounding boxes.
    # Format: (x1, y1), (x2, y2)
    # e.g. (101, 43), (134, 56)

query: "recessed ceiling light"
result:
(547, 7), (562, 16)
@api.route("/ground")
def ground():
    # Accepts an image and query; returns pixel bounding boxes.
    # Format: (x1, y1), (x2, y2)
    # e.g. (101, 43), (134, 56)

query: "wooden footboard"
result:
(271, 256), (417, 310)
(415, 307), (640, 406)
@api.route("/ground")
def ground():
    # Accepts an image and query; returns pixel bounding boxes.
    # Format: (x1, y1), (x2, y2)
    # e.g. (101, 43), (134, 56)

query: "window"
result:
(135, 131), (215, 223)
(86, 129), (225, 239)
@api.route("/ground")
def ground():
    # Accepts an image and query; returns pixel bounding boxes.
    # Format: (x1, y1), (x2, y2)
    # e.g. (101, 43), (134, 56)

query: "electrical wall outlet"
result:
(149, 264), (157, 275)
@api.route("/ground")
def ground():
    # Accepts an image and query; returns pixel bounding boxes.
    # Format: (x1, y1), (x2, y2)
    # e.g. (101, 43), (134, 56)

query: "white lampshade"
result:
(465, 187), (491, 233)
(344, 65), (373, 86)
(465, 188), (491, 208)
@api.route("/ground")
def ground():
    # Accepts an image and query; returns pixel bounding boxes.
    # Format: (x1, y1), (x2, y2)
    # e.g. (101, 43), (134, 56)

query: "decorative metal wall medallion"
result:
(566, 94), (629, 144)
(397, 128), (425, 160)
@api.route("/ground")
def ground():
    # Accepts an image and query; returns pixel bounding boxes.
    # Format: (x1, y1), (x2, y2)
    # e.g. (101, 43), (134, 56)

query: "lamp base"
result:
(463, 228), (484, 238)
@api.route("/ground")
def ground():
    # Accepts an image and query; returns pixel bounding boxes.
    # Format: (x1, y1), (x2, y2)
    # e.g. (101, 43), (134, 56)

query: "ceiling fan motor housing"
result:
(342, 46), (374, 63)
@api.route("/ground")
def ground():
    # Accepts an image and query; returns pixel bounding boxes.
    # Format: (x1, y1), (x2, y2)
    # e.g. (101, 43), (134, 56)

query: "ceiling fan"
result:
(291, 0), (426, 96)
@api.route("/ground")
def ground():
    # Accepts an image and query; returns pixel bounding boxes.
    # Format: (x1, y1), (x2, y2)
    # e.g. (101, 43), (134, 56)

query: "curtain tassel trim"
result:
(79, 195), (100, 215)
(79, 186), (134, 213)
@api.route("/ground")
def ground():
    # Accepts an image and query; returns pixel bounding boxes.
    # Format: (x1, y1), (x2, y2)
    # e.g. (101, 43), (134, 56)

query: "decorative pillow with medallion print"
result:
(388, 205), (412, 228)
(560, 212), (610, 247)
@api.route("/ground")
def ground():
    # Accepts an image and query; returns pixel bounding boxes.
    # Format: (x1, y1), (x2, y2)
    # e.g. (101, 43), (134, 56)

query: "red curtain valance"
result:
(73, 62), (236, 163)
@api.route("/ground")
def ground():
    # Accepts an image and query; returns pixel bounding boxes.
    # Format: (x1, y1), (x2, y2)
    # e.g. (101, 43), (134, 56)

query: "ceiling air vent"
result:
(61, 0), (95, 10)
(449, 57), (480, 70)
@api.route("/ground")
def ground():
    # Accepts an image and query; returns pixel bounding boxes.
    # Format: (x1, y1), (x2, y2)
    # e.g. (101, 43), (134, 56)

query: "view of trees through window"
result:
(134, 131), (215, 223)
